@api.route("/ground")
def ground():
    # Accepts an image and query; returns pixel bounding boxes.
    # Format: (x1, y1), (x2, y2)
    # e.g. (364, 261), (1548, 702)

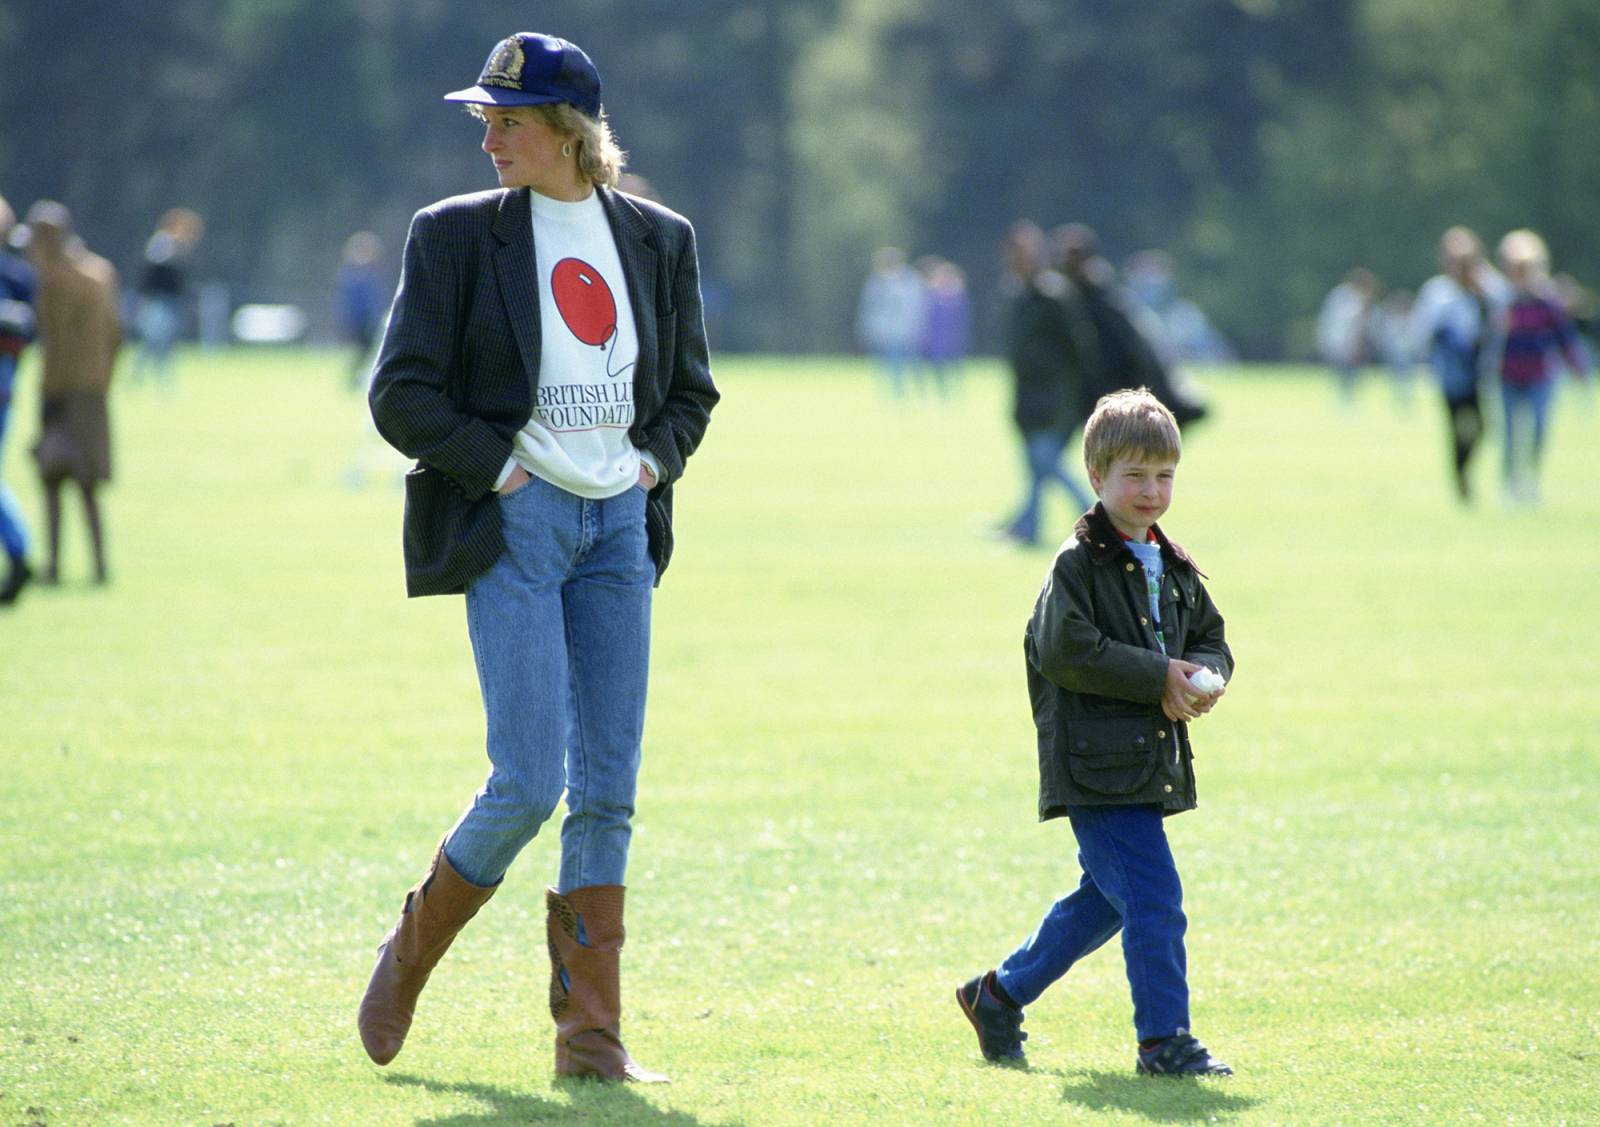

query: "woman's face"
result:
(479, 106), (577, 197)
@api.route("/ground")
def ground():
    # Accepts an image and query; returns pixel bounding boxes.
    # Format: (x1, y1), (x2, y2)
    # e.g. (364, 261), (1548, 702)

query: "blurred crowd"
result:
(857, 222), (1230, 547)
(0, 189), (395, 609)
(1316, 226), (1596, 506)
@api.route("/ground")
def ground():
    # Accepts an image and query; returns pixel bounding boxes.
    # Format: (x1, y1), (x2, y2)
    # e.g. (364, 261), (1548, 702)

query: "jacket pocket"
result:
(401, 464), (503, 594)
(1064, 713), (1162, 796)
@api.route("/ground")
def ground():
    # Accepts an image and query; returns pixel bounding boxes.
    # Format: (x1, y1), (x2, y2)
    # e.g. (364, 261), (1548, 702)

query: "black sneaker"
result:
(955, 973), (1027, 1064)
(1136, 1029), (1231, 1076)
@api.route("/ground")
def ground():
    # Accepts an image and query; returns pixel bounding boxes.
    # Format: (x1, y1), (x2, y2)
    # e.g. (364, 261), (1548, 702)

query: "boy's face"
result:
(1090, 452), (1177, 540)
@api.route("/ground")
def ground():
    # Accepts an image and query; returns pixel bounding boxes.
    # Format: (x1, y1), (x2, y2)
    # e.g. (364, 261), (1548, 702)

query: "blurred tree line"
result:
(3, 0), (1596, 356)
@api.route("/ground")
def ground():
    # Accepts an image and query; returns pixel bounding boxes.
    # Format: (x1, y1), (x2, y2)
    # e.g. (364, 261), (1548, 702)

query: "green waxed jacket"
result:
(1024, 504), (1234, 820)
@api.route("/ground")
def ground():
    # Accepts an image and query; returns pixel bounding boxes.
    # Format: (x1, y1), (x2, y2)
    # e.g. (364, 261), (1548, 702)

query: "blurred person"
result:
(1369, 288), (1417, 408)
(1053, 224), (1208, 431)
(996, 220), (1093, 546)
(1407, 227), (1510, 502)
(1123, 250), (1234, 366)
(855, 246), (925, 397)
(916, 255), (969, 397)
(1493, 230), (1592, 505)
(0, 196), (38, 603)
(335, 231), (387, 390)
(956, 388), (1235, 1077)
(359, 32), (717, 1084)
(1315, 268), (1379, 405)
(24, 201), (121, 586)
(130, 207), (202, 390)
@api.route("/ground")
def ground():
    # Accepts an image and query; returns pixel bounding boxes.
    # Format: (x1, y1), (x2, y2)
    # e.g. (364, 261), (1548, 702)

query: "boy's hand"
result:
(1162, 659), (1218, 723)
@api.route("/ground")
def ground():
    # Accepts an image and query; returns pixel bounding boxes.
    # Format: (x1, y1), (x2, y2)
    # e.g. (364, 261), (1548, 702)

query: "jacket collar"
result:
(1074, 502), (1203, 575)
(488, 185), (656, 247)
(491, 187), (530, 244)
(597, 184), (655, 250)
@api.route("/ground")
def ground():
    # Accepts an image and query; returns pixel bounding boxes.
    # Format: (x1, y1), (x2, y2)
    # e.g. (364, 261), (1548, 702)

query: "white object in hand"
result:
(1188, 667), (1225, 694)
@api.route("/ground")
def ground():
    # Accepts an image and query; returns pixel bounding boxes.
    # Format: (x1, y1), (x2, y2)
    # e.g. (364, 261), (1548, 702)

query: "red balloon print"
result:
(551, 257), (617, 348)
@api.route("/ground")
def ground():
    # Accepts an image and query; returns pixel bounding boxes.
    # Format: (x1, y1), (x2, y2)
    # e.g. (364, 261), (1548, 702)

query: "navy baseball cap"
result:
(444, 33), (601, 118)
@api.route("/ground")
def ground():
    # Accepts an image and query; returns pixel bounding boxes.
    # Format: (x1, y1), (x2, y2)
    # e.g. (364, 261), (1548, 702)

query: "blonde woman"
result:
(358, 32), (718, 1083)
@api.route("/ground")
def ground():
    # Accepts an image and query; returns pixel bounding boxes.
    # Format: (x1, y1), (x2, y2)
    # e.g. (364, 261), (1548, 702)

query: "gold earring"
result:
(562, 142), (573, 158)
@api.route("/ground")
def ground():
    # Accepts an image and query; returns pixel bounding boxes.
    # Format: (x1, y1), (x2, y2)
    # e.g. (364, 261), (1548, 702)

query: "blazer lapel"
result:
(599, 186), (659, 392)
(492, 188), (542, 395)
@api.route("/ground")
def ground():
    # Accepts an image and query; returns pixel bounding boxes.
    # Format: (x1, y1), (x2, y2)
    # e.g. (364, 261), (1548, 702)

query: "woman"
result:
(1407, 227), (1509, 503)
(359, 32), (717, 1083)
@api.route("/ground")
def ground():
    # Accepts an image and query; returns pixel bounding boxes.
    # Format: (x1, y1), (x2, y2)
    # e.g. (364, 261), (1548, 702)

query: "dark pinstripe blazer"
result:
(369, 185), (719, 597)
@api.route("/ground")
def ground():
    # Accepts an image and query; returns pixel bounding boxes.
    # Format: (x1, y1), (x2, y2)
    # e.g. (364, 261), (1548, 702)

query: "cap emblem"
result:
(480, 37), (526, 89)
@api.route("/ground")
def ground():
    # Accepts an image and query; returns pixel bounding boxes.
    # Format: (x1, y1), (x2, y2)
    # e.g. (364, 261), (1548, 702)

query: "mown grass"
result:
(3, 350), (1597, 1125)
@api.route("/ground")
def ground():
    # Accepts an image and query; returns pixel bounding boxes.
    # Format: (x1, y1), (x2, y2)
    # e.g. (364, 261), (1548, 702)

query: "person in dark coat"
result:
(1052, 224), (1208, 431)
(998, 220), (1094, 545)
(130, 207), (202, 389)
(358, 32), (717, 1084)
(957, 388), (1234, 1077)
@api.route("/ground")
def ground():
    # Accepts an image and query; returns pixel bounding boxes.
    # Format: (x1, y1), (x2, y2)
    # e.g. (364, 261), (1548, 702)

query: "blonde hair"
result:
(1497, 228), (1550, 280)
(1082, 388), (1182, 479)
(468, 102), (626, 188)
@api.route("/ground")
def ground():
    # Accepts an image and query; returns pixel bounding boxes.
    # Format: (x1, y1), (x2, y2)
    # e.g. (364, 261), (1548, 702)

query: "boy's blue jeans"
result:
(441, 475), (653, 894)
(995, 803), (1189, 1042)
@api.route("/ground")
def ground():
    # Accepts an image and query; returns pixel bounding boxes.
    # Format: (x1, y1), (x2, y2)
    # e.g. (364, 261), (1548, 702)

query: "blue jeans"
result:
(996, 804), (1189, 1042)
(1010, 428), (1093, 542)
(0, 354), (28, 561)
(441, 475), (653, 893)
(1499, 378), (1557, 486)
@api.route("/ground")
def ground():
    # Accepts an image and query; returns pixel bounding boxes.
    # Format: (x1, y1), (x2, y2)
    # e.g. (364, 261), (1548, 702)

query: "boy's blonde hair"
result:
(1082, 388), (1182, 479)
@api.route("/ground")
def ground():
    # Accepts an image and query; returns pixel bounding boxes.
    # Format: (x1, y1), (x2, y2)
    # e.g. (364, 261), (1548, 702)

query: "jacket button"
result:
(1163, 784), (1174, 793)
(1125, 563), (1136, 572)
(1140, 616), (1149, 625)
(1158, 730), (1167, 738)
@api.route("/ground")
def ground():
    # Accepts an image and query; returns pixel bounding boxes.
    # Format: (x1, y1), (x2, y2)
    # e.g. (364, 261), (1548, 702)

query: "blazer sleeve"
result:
(1026, 552), (1169, 704)
(636, 219), (718, 485)
(368, 207), (513, 501)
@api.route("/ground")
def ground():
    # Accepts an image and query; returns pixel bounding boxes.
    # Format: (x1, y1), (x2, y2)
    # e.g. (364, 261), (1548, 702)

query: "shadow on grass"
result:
(1059, 1070), (1259, 1122)
(384, 1072), (743, 1126)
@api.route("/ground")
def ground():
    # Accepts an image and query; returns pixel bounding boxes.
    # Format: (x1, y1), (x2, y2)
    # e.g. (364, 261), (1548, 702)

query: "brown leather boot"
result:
(547, 885), (668, 1082)
(358, 846), (496, 1065)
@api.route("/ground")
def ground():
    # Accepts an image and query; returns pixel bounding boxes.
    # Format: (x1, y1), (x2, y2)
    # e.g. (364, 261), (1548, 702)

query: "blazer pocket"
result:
(402, 465), (500, 589)
(1065, 714), (1162, 796)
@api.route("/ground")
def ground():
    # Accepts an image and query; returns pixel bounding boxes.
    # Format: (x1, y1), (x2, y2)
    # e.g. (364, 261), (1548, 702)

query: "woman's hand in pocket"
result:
(498, 465), (533, 496)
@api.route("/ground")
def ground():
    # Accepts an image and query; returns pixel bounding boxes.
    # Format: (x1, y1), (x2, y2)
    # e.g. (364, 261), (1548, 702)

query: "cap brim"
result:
(442, 85), (565, 106)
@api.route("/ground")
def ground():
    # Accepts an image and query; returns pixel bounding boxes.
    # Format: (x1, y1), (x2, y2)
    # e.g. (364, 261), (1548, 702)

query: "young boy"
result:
(956, 387), (1234, 1077)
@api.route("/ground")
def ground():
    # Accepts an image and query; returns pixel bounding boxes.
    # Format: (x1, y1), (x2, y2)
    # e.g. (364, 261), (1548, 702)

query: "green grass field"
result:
(3, 350), (1598, 1126)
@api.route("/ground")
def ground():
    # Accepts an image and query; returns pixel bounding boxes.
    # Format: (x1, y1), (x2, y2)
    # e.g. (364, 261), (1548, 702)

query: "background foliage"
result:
(3, 0), (1598, 354)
